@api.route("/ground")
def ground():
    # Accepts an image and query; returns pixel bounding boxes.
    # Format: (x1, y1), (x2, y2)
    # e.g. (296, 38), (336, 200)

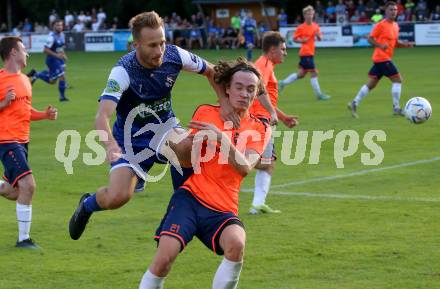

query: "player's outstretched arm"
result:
(396, 40), (414, 48)
(276, 107), (299, 128)
(367, 36), (387, 50)
(30, 106), (58, 121)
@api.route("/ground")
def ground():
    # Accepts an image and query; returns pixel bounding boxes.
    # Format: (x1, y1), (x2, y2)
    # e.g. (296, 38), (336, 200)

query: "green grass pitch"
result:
(0, 47), (439, 289)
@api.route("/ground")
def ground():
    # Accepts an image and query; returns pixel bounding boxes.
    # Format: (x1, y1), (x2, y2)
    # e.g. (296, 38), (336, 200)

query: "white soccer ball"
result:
(404, 97), (432, 124)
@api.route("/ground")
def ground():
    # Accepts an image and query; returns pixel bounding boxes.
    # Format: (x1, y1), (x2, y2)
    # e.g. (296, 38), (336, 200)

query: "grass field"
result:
(0, 47), (439, 289)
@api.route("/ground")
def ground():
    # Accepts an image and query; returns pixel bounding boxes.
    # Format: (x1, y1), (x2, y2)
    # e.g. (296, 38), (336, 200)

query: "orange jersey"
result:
(182, 105), (268, 215)
(370, 19), (399, 62)
(249, 55), (278, 119)
(0, 69), (32, 143)
(294, 22), (321, 56)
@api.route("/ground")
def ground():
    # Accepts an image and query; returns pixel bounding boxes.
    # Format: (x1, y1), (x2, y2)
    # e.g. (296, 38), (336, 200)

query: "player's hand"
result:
(302, 37), (309, 43)
(219, 98), (241, 128)
(105, 141), (122, 163)
(269, 112), (278, 126)
(58, 52), (67, 61)
(379, 43), (388, 51)
(405, 41), (415, 48)
(45, 105), (58, 120)
(5, 88), (16, 105)
(281, 115), (299, 128)
(188, 120), (224, 143)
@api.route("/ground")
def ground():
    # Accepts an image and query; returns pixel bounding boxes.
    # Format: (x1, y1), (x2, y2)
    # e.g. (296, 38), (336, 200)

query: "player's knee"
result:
(18, 180), (36, 198)
(223, 237), (245, 261)
(102, 189), (131, 209)
(151, 254), (174, 276)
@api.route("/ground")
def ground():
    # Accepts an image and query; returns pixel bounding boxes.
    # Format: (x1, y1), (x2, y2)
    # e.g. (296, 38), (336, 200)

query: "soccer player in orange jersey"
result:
(279, 5), (331, 100)
(248, 32), (298, 214)
(348, 1), (414, 118)
(0, 37), (58, 249)
(138, 58), (268, 289)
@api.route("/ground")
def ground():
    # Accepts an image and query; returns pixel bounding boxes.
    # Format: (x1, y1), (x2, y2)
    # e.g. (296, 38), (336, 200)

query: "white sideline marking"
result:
(242, 156), (440, 192)
(269, 191), (440, 203)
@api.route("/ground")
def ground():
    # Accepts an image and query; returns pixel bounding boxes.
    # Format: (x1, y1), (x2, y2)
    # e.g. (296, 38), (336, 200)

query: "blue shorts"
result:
(368, 61), (400, 79)
(0, 143), (32, 187)
(46, 57), (65, 80)
(154, 188), (244, 255)
(110, 143), (168, 192)
(299, 56), (316, 72)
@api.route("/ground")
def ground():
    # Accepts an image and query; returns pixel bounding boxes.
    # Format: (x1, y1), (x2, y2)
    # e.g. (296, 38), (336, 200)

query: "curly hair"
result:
(214, 57), (263, 95)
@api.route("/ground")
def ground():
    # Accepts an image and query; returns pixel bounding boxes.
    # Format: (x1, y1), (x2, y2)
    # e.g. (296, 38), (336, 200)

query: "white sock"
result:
(310, 77), (322, 96)
(252, 170), (271, 207)
(212, 258), (243, 289)
(282, 72), (298, 85)
(16, 203), (32, 242)
(354, 85), (369, 105)
(392, 83), (402, 109)
(139, 270), (165, 289)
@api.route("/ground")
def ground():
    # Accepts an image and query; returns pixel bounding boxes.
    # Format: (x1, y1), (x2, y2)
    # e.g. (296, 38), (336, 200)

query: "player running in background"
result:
(0, 36), (58, 249)
(29, 20), (69, 101)
(348, 1), (413, 118)
(68, 11), (247, 241)
(249, 32), (298, 214)
(279, 5), (331, 100)
(241, 11), (258, 61)
(139, 57), (268, 289)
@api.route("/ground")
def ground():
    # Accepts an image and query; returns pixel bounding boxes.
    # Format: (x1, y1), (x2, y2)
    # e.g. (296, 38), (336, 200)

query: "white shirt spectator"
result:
(78, 12), (86, 23)
(97, 9), (107, 25)
(65, 11), (74, 27)
(92, 20), (100, 32)
(72, 22), (85, 32)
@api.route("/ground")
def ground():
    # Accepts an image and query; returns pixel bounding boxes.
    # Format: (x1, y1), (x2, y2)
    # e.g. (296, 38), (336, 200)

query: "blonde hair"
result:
(303, 5), (315, 14)
(129, 11), (164, 40)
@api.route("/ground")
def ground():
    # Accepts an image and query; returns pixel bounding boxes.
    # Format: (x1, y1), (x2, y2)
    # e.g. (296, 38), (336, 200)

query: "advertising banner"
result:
(415, 23), (440, 45)
(84, 32), (114, 51)
(352, 24), (373, 47)
(114, 31), (131, 51)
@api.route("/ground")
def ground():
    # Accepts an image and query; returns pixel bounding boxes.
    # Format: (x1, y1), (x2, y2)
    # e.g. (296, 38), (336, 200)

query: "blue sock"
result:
(58, 80), (66, 99)
(246, 48), (253, 61)
(36, 70), (50, 83)
(83, 194), (103, 213)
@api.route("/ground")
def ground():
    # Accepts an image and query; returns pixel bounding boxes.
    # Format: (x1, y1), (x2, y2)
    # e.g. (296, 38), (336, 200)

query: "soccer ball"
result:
(404, 97), (432, 124)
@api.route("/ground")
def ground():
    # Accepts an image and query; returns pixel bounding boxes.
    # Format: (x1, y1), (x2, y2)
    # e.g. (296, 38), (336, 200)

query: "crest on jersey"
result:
(105, 79), (120, 93)
(165, 76), (175, 88)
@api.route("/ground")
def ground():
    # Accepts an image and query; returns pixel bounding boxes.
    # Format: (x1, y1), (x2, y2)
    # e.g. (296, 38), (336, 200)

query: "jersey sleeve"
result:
(176, 46), (207, 74)
(44, 34), (54, 49)
(370, 22), (382, 39)
(293, 25), (303, 40)
(99, 66), (130, 103)
(316, 24), (322, 38)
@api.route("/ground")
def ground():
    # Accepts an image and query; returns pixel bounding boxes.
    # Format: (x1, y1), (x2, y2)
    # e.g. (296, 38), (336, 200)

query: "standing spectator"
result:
(371, 9), (383, 23)
(78, 11), (86, 24)
(206, 19), (219, 49)
(64, 10), (74, 29)
(430, 5), (440, 22)
(49, 10), (58, 27)
(277, 8), (288, 28)
(315, 1), (326, 16)
(231, 11), (241, 34)
(97, 8), (107, 26)
(22, 19), (33, 33)
(91, 18), (100, 31)
(326, 1), (336, 23)
(188, 24), (204, 49)
(72, 19), (84, 32)
(357, 0), (366, 14)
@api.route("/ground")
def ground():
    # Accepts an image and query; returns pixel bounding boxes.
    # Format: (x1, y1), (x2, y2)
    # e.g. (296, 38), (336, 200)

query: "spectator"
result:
(195, 12), (204, 27)
(315, 1), (326, 16)
(0, 23), (7, 32)
(64, 10), (74, 28)
(34, 22), (48, 33)
(188, 24), (203, 49)
(222, 26), (238, 49)
(358, 11), (370, 23)
(350, 10), (360, 22)
(335, 0), (347, 15)
(91, 18), (100, 31)
(415, 0), (428, 21)
(97, 8), (107, 26)
(231, 11), (241, 33)
(111, 16), (120, 30)
(430, 5), (440, 21)
(326, 1), (336, 22)
(357, 0), (366, 14)
(72, 19), (85, 32)
(404, 7), (416, 21)
(365, 0), (378, 17)
(85, 11), (92, 26)
(12, 22), (23, 35)
(78, 11), (86, 24)
(277, 8), (288, 28)
(346, 0), (356, 18)
(396, 0), (405, 15)
(405, 0), (415, 13)
(49, 10), (58, 27)
(22, 18), (33, 33)
(206, 19), (220, 49)
(397, 10), (406, 22)
(315, 12), (325, 23)
(371, 8), (383, 23)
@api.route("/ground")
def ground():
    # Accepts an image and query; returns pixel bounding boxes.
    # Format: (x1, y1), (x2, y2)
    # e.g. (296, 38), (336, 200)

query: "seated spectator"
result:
(357, 0), (366, 15)
(358, 11), (370, 23)
(430, 5), (440, 22)
(188, 24), (204, 49)
(222, 26), (238, 49)
(206, 19), (220, 49)
(351, 10), (361, 22)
